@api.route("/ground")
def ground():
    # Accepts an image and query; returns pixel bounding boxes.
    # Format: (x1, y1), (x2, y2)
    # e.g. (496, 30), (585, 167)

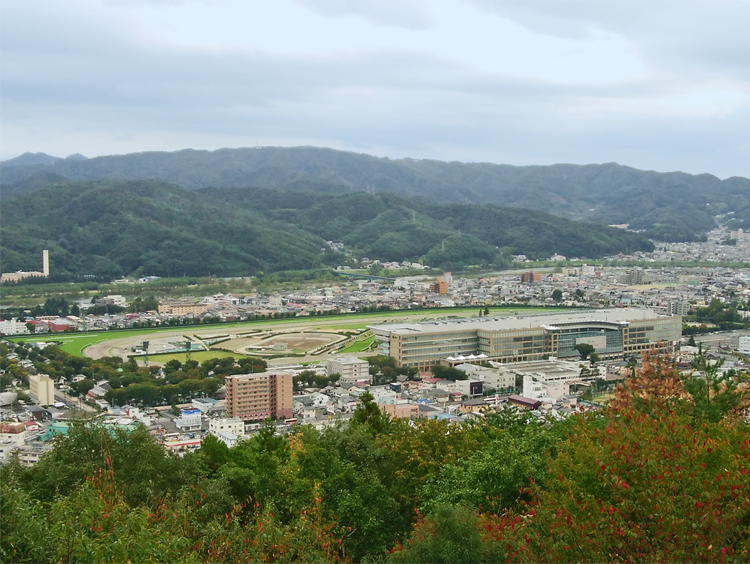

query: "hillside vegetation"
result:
(3, 146), (749, 240)
(1, 343), (749, 563)
(0, 181), (653, 279)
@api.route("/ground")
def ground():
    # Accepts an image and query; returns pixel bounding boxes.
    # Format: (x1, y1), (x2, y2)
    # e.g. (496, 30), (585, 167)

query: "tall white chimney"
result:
(42, 249), (49, 277)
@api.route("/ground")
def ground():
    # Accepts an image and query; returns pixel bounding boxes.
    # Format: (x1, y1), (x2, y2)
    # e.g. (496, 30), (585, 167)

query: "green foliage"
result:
(685, 346), (750, 423)
(420, 424), (558, 514)
(574, 342), (595, 360)
(1, 179), (655, 280)
(388, 505), (489, 564)
(5, 146), (745, 241)
(350, 392), (390, 435)
(430, 365), (468, 381)
(3, 344), (748, 563)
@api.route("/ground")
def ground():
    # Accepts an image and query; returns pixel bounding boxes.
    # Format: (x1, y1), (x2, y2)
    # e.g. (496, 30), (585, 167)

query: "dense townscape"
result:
(3, 220), (750, 562)
(3, 1), (750, 561)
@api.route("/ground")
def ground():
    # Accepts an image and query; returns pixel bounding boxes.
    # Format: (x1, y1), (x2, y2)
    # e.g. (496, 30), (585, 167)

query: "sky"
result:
(1, 0), (748, 178)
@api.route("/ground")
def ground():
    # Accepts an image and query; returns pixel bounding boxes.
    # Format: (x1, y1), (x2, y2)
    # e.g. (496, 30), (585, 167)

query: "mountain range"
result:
(0, 179), (653, 280)
(3, 146), (749, 242)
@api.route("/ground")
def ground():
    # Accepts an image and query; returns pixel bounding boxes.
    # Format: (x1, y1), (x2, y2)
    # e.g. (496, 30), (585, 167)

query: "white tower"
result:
(42, 249), (49, 277)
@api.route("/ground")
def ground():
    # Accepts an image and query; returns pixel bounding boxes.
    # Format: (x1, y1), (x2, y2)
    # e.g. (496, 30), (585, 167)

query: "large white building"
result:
(175, 408), (202, 431)
(325, 355), (370, 383)
(0, 319), (30, 335)
(454, 364), (516, 393)
(208, 417), (244, 437)
(370, 308), (681, 369)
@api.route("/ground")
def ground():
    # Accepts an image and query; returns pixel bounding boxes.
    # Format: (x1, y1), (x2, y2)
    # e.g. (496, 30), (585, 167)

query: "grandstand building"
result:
(369, 308), (681, 369)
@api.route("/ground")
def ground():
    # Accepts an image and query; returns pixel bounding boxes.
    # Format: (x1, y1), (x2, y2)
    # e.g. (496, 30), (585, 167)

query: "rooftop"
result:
(369, 308), (668, 336)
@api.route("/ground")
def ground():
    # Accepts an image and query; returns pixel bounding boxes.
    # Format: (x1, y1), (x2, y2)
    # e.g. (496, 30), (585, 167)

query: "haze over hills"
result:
(0, 180), (653, 280)
(2, 147), (748, 242)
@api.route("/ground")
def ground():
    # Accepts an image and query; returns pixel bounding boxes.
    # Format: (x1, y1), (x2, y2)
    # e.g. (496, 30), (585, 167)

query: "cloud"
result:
(294, 0), (435, 29)
(0, 0), (747, 178)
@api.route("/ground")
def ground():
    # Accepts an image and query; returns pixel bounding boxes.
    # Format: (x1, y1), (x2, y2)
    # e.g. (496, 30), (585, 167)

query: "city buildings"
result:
(225, 372), (293, 421)
(370, 308), (681, 368)
(521, 270), (541, 283)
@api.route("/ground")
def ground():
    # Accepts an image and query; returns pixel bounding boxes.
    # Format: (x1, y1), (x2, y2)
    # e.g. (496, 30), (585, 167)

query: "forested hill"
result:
(0, 181), (653, 279)
(3, 147), (750, 241)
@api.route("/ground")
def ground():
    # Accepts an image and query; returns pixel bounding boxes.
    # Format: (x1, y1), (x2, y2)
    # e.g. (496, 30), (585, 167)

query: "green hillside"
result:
(0, 181), (329, 279)
(205, 188), (655, 263)
(0, 181), (654, 280)
(3, 146), (749, 240)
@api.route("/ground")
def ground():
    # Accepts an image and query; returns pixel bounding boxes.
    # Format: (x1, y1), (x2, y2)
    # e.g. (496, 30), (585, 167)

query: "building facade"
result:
(225, 372), (293, 421)
(208, 417), (244, 436)
(0, 319), (30, 335)
(28, 374), (55, 406)
(157, 301), (210, 316)
(325, 355), (370, 383)
(668, 300), (691, 316)
(521, 271), (541, 283)
(370, 309), (681, 369)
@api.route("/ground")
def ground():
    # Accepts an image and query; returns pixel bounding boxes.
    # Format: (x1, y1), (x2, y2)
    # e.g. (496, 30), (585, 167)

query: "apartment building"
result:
(225, 372), (293, 421)
(157, 301), (210, 316)
(0, 319), (30, 335)
(325, 355), (370, 383)
(28, 374), (55, 406)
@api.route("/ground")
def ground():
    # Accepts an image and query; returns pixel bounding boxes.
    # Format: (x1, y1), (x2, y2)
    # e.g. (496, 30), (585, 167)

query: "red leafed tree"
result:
(393, 350), (750, 563)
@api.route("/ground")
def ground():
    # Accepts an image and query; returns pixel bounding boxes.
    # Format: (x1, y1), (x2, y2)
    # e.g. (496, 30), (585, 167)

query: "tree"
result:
(350, 391), (389, 434)
(574, 342), (595, 360)
(389, 505), (490, 564)
(685, 345), (750, 422)
(551, 289), (563, 302)
(688, 334), (697, 347)
(484, 306), (490, 316)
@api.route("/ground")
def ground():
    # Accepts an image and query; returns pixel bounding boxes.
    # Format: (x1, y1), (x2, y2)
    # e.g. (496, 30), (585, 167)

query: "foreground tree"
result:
(391, 350), (750, 563)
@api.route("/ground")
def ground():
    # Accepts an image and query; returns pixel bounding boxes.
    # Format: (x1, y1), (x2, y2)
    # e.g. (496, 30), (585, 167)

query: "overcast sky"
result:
(1, 0), (748, 178)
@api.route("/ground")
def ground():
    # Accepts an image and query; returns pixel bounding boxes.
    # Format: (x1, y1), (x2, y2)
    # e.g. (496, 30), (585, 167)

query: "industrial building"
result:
(369, 308), (681, 369)
(225, 372), (293, 421)
(0, 249), (49, 283)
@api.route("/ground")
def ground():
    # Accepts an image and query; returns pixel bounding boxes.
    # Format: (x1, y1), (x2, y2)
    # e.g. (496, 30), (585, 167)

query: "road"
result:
(54, 389), (97, 413)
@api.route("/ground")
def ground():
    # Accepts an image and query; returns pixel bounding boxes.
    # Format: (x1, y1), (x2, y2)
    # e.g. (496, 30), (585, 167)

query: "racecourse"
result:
(9, 306), (562, 365)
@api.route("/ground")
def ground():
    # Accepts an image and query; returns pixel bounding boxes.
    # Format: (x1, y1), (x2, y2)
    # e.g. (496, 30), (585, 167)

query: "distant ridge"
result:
(65, 153), (88, 161)
(2, 146), (749, 241)
(1, 152), (61, 167)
